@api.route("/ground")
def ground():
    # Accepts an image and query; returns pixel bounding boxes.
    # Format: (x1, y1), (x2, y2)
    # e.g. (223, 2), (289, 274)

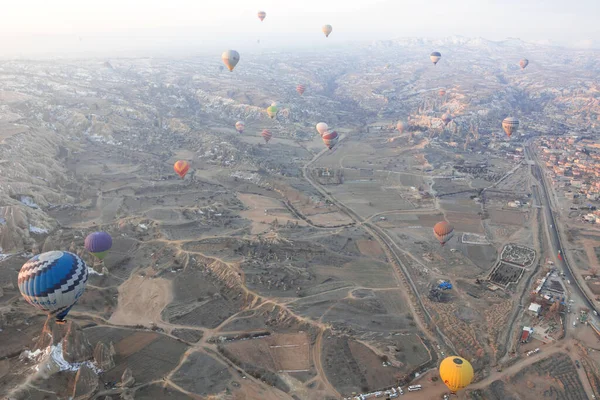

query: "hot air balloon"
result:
(262, 129), (272, 143)
(442, 113), (452, 126)
(258, 11), (266, 22)
(502, 117), (519, 138)
(84, 231), (113, 260)
(430, 51), (442, 65)
(433, 221), (454, 246)
(322, 25), (333, 38)
(439, 356), (474, 394)
(296, 84), (306, 96)
(322, 131), (339, 150)
(439, 89), (447, 97)
(519, 58), (529, 70)
(18, 251), (89, 322)
(316, 122), (329, 136)
(267, 105), (278, 119)
(221, 50), (240, 72)
(235, 121), (245, 134)
(396, 121), (406, 134)
(174, 160), (190, 178)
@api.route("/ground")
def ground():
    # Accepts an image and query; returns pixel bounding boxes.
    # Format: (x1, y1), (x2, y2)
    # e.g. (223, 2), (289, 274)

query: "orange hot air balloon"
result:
(174, 160), (190, 179)
(296, 84), (306, 96)
(396, 121), (406, 134)
(502, 117), (519, 138)
(316, 122), (329, 136)
(433, 221), (454, 246)
(258, 11), (266, 22)
(442, 113), (452, 126)
(262, 129), (272, 143)
(322, 130), (339, 150)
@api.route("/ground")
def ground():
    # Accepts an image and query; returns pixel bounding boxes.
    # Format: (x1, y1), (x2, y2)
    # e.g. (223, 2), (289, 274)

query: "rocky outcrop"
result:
(120, 367), (135, 388)
(62, 321), (93, 363)
(93, 341), (116, 370)
(72, 364), (99, 399)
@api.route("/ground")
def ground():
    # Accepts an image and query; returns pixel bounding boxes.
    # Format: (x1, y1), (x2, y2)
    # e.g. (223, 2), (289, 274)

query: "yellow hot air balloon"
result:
(439, 356), (474, 394)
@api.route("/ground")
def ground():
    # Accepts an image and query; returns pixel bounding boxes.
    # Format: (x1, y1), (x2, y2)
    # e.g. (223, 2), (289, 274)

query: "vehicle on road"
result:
(575, 360), (581, 369)
(407, 385), (422, 392)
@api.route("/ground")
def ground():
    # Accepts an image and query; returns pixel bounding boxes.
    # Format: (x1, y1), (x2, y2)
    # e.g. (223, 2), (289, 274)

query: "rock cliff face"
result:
(72, 364), (99, 399)
(93, 341), (116, 370)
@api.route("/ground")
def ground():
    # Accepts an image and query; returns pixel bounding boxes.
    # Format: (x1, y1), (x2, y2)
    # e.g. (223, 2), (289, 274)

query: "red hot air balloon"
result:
(262, 129), (272, 143)
(258, 11), (266, 22)
(174, 160), (190, 178)
(322, 131), (339, 150)
(296, 84), (306, 96)
(433, 221), (454, 246)
(519, 58), (529, 70)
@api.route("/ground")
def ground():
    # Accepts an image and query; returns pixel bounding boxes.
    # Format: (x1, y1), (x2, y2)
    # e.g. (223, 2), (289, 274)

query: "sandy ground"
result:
(238, 193), (306, 234)
(110, 275), (173, 326)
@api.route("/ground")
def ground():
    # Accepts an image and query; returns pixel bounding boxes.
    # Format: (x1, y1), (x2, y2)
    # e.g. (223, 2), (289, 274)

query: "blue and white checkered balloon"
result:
(18, 251), (89, 321)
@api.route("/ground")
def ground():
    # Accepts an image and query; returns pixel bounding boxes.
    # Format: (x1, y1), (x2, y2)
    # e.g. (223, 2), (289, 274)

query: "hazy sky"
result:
(2, 0), (599, 56)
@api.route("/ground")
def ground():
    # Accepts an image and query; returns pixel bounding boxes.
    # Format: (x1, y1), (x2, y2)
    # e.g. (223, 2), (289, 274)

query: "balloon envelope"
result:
(322, 131), (339, 149)
(258, 11), (266, 21)
(502, 117), (519, 138)
(519, 58), (529, 69)
(430, 51), (442, 65)
(267, 105), (278, 118)
(221, 50), (240, 72)
(442, 113), (452, 125)
(439, 89), (447, 97)
(322, 25), (333, 37)
(174, 160), (190, 178)
(439, 356), (474, 393)
(262, 129), (272, 143)
(316, 122), (329, 136)
(433, 221), (454, 245)
(235, 121), (245, 133)
(396, 121), (406, 134)
(18, 251), (89, 321)
(85, 231), (113, 260)
(296, 84), (306, 95)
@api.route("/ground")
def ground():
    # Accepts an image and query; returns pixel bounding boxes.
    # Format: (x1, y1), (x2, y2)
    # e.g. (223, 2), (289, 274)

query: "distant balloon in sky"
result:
(433, 221), (454, 246)
(316, 122), (329, 136)
(519, 58), (529, 70)
(258, 11), (266, 22)
(267, 105), (278, 119)
(439, 89), (447, 97)
(322, 25), (333, 38)
(502, 117), (519, 138)
(296, 84), (306, 96)
(442, 113), (452, 126)
(235, 121), (245, 133)
(221, 50), (240, 72)
(322, 131), (339, 150)
(18, 251), (89, 322)
(262, 129), (272, 143)
(430, 51), (442, 65)
(174, 160), (190, 178)
(439, 356), (474, 393)
(84, 231), (113, 260)
(396, 121), (406, 134)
